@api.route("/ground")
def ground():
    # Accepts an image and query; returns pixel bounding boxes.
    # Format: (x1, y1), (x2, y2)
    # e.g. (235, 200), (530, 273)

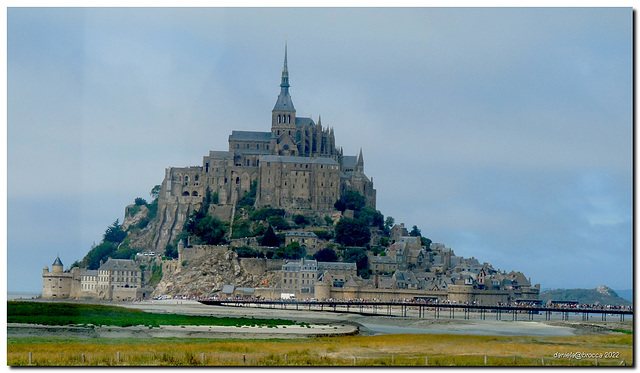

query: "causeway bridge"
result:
(199, 299), (633, 322)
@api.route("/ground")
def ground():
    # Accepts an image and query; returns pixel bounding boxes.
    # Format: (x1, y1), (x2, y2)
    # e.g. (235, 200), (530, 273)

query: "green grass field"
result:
(8, 301), (301, 328)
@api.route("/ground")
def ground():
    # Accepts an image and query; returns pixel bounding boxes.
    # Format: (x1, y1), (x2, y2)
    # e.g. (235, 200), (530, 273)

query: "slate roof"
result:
(286, 231), (318, 238)
(273, 88), (296, 112)
(295, 117), (315, 126)
(370, 255), (396, 264)
(208, 151), (233, 159)
(318, 262), (356, 271)
(221, 285), (235, 294)
(99, 259), (139, 271)
(52, 256), (63, 267)
(344, 278), (359, 288)
(229, 131), (274, 142)
(398, 236), (420, 244)
(342, 156), (357, 168)
(394, 270), (419, 285)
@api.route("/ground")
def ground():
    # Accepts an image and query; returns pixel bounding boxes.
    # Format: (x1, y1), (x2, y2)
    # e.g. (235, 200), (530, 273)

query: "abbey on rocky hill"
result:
(154, 45), (376, 250)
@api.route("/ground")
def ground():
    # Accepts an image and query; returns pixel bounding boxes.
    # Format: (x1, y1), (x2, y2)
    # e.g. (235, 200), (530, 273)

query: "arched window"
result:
(236, 177), (240, 184)
(192, 191), (198, 196)
(195, 175), (199, 181)
(288, 115), (291, 123)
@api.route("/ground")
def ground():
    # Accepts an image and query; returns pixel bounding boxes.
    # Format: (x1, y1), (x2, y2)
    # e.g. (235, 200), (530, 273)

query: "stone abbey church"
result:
(155, 46), (376, 250)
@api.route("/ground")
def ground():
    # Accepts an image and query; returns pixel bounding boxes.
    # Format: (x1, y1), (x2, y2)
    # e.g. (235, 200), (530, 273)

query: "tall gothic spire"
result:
(281, 41), (290, 88)
(273, 42), (295, 112)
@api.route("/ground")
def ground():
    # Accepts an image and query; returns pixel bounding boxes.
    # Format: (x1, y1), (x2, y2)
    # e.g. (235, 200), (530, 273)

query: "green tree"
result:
(233, 246), (265, 258)
(335, 218), (371, 247)
(343, 247), (369, 276)
(134, 197), (147, 206)
(261, 225), (280, 247)
(384, 216), (395, 230)
(193, 215), (227, 245)
(313, 230), (333, 240)
(150, 185), (161, 201)
(232, 219), (252, 238)
(84, 242), (117, 270)
(282, 242), (306, 259)
(236, 180), (258, 208)
(409, 225), (422, 237)
(355, 206), (384, 229)
(111, 246), (139, 260)
(250, 207), (286, 222)
(268, 242), (306, 259)
(334, 190), (366, 212)
(293, 214), (311, 227)
(103, 219), (127, 244)
(313, 248), (338, 262)
(421, 236), (433, 249)
(267, 215), (291, 230)
(165, 243), (178, 258)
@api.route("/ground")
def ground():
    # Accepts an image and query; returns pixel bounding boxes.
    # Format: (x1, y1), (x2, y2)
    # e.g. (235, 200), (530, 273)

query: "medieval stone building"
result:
(154, 45), (376, 251)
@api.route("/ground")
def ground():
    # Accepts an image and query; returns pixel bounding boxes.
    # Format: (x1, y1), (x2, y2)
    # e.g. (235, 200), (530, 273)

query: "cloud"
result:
(7, 7), (632, 292)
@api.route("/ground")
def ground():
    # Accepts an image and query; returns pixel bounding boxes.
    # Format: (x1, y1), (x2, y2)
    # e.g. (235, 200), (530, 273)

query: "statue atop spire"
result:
(281, 41), (290, 88)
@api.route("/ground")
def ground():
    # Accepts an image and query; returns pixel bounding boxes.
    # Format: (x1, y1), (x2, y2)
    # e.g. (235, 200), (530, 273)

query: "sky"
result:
(5, 7), (633, 293)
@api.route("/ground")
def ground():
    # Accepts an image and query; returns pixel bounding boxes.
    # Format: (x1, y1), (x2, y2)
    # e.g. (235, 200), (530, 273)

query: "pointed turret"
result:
(52, 256), (63, 267)
(356, 148), (364, 172)
(52, 255), (63, 273)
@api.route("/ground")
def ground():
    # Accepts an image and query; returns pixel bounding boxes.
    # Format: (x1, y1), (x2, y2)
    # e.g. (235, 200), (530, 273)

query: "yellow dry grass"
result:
(8, 333), (633, 366)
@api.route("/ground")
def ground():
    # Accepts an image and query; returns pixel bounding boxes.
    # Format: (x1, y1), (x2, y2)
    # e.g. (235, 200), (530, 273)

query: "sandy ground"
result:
(9, 299), (632, 339)
(7, 322), (357, 339)
(119, 300), (632, 337)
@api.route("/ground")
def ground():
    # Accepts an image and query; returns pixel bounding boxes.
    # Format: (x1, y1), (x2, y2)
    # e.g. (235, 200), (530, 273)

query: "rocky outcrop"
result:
(152, 250), (254, 298)
(152, 197), (202, 253)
